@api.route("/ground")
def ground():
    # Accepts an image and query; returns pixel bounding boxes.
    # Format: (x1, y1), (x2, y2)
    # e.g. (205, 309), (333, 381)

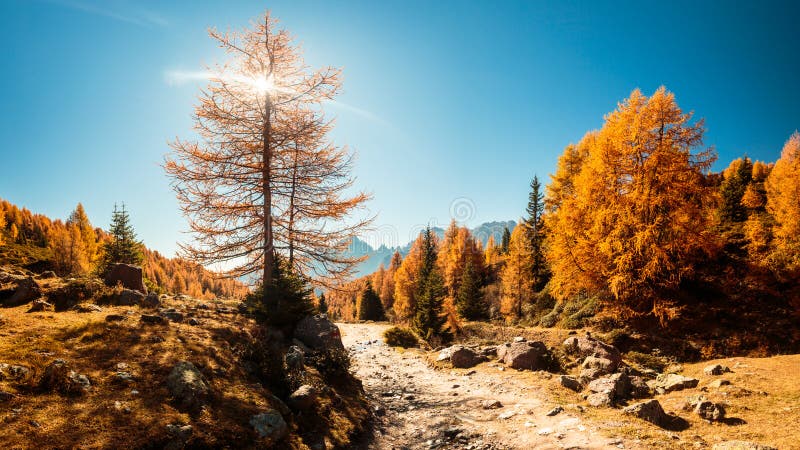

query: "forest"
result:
(326, 87), (800, 356)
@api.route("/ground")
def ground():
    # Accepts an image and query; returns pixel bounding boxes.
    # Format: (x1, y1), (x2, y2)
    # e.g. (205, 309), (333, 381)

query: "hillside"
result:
(0, 198), (248, 299)
(0, 268), (369, 449)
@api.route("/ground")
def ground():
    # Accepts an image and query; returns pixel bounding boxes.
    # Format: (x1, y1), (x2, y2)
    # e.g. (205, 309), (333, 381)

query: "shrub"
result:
(244, 255), (314, 327)
(626, 351), (668, 372)
(47, 278), (109, 310)
(383, 326), (419, 348)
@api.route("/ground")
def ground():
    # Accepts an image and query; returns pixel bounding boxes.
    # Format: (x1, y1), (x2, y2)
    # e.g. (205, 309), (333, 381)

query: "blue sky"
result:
(1, 0), (799, 257)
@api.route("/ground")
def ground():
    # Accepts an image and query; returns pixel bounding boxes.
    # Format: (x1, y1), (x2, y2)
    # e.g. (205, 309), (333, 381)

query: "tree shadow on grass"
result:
(661, 414), (691, 431)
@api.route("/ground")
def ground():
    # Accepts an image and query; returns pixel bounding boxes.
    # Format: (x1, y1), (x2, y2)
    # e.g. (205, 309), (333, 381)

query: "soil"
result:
(341, 322), (634, 450)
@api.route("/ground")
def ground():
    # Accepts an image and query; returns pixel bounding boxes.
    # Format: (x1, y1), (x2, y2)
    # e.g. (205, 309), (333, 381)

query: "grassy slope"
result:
(0, 294), (369, 449)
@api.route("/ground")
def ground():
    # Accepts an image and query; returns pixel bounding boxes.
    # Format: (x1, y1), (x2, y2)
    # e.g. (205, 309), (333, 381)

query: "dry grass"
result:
(0, 296), (369, 449)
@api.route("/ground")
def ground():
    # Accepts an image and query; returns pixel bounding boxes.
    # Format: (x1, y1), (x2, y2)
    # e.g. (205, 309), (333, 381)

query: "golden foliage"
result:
(544, 87), (717, 318)
(765, 131), (800, 270)
(500, 223), (534, 320)
(393, 233), (427, 322)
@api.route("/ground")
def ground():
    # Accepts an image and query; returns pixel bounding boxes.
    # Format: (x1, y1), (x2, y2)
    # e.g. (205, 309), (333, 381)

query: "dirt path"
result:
(341, 322), (632, 450)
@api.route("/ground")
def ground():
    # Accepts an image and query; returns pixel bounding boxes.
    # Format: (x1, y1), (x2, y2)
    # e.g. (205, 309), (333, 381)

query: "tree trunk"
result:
(262, 91), (274, 289)
(288, 143), (299, 267)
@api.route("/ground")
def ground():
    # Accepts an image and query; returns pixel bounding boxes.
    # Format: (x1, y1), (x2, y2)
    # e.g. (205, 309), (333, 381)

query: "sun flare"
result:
(251, 74), (275, 94)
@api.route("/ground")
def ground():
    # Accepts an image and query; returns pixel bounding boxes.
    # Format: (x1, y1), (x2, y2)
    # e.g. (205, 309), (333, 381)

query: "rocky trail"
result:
(341, 323), (630, 450)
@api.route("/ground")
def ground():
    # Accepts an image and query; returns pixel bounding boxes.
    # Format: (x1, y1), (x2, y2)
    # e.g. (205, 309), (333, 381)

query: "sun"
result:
(251, 74), (275, 94)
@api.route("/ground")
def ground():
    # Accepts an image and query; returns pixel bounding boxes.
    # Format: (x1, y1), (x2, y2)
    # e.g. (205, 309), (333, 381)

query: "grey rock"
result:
(140, 314), (166, 324)
(27, 299), (54, 312)
(294, 314), (344, 351)
(105, 314), (127, 322)
(117, 289), (145, 306)
(162, 311), (184, 323)
(105, 263), (146, 293)
(622, 399), (669, 427)
(40, 359), (91, 395)
(695, 400), (726, 421)
(36, 271), (57, 279)
(482, 400), (503, 409)
(652, 373), (699, 394)
(3, 277), (41, 306)
(72, 303), (103, 313)
(629, 376), (652, 398)
(709, 379), (731, 389)
(704, 363), (731, 376)
(0, 364), (30, 382)
(166, 361), (209, 409)
(581, 356), (615, 375)
(588, 372), (629, 402)
(250, 410), (288, 442)
(288, 384), (318, 411)
(587, 392), (613, 407)
(712, 441), (778, 450)
(562, 336), (622, 370)
(141, 293), (161, 308)
(450, 346), (484, 369)
(559, 375), (582, 392)
(546, 406), (564, 416)
(501, 341), (551, 371)
(284, 346), (305, 369)
(187, 318), (200, 326)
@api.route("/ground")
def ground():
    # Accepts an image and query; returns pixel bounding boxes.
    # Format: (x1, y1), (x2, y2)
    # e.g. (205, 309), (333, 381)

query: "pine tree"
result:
(98, 204), (143, 276)
(411, 227), (450, 342)
(500, 226), (511, 254)
(317, 292), (328, 315)
(455, 258), (486, 320)
(525, 175), (548, 290)
(357, 280), (385, 321)
(718, 157), (753, 224)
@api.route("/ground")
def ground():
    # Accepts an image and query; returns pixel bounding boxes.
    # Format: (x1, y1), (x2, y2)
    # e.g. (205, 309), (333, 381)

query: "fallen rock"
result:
(36, 271), (57, 279)
(482, 399), (503, 409)
(546, 406), (564, 416)
(501, 341), (551, 371)
(72, 303), (103, 313)
(27, 299), (54, 312)
(559, 375), (582, 392)
(712, 441), (778, 450)
(294, 314), (344, 351)
(105, 263), (146, 293)
(187, 318), (200, 326)
(165, 423), (193, 450)
(162, 310), (184, 323)
(652, 373), (699, 394)
(581, 355), (616, 375)
(140, 314), (166, 325)
(562, 336), (622, 370)
(105, 314), (127, 322)
(436, 346), (454, 362)
(288, 384), (318, 411)
(587, 392), (613, 407)
(704, 363), (731, 376)
(0, 364), (31, 382)
(40, 359), (91, 396)
(450, 346), (484, 368)
(709, 379), (731, 389)
(695, 400), (726, 421)
(622, 399), (668, 427)
(140, 293), (160, 308)
(250, 410), (288, 443)
(166, 361), (209, 409)
(284, 346), (305, 369)
(117, 289), (145, 306)
(588, 372), (630, 403)
(629, 375), (652, 398)
(3, 277), (41, 306)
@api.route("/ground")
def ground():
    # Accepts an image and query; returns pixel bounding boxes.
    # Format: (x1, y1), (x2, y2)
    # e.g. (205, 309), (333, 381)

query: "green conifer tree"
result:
(357, 280), (385, 321)
(501, 226), (511, 254)
(98, 203), (144, 276)
(412, 227), (451, 342)
(317, 292), (328, 315)
(525, 175), (549, 290)
(454, 258), (486, 320)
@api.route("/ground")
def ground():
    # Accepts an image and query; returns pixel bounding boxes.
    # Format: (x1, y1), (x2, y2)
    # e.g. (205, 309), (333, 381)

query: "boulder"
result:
(288, 384), (318, 411)
(482, 399), (503, 409)
(117, 289), (145, 306)
(40, 359), (91, 396)
(712, 442), (778, 450)
(105, 263), (146, 293)
(588, 372), (630, 403)
(622, 399), (669, 427)
(695, 400), (726, 421)
(140, 293), (161, 309)
(284, 346), (305, 369)
(140, 314), (166, 325)
(704, 363), (731, 376)
(579, 367), (606, 383)
(72, 303), (103, 313)
(562, 336), (622, 370)
(294, 314), (344, 351)
(27, 299), (54, 312)
(501, 341), (551, 371)
(37, 271), (57, 279)
(629, 376), (652, 398)
(652, 373), (699, 394)
(187, 318), (200, 326)
(437, 346), (454, 362)
(250, 410), (288, 443)
(496, 343), (510, 361)
(162, 310), (184, 323)
(581, 356), (616, 375)
(709, 379), (731, 389)
(3, 277), (41, 306)
(166, 361), (209, 409)
(587, 392), (613, 407)
(450, 346), (484, 369)
(0, 363), (31, 382)
(559, 375), (582, 392)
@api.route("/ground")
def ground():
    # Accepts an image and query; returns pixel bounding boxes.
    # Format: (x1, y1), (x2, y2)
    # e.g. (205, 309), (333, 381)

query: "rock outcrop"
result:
(294, 314), (344, 351)
(105, 263), (146, 293)
(500, 341), (551, 371)
(166, 361), (209, 409)
(250, 410), (288, 443)
(622, 399), (669, 427)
